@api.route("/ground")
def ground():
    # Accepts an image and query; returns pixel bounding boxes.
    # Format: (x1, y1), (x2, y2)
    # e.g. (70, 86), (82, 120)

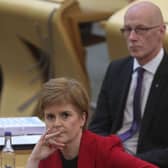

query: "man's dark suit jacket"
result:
(89, 52), (168, 168)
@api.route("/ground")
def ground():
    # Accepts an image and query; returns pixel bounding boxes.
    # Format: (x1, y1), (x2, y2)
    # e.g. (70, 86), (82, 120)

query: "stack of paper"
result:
(0, 116), (46, 136)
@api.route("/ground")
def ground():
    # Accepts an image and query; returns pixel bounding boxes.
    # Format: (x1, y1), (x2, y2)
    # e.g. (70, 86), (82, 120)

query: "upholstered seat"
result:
(0, 0), (88, 116)
(53, 0), (132, 71)
(0, 0), (133, 117)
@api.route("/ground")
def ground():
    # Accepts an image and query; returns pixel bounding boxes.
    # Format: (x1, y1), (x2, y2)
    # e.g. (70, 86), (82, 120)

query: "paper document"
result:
(0, 116), (46, 136)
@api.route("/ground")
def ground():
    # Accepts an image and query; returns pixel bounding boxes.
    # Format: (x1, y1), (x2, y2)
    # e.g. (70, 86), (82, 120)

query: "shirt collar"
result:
(133, 48), (164, 74)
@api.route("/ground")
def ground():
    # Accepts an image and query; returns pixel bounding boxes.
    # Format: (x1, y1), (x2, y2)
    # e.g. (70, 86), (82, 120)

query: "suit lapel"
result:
(112, 57), (133, 132)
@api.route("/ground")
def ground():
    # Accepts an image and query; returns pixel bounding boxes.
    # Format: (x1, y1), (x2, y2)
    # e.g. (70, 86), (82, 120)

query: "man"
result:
(89, 1), (168, 168)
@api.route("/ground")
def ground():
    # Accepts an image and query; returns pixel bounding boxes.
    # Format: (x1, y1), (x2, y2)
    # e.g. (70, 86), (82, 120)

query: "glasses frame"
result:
(120, 25), (161, 36)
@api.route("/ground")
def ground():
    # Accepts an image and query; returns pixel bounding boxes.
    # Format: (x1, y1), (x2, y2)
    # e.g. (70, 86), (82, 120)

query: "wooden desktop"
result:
(15, 149), (31, 168)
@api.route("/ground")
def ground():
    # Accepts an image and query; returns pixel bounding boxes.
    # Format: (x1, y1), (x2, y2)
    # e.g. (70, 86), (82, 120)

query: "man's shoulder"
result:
(106, 56), (133, 75)
(109, 56), (132, 67)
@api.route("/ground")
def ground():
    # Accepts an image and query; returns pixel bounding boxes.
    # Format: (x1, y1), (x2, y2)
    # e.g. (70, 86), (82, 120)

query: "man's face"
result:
(122, 9), (165, 65)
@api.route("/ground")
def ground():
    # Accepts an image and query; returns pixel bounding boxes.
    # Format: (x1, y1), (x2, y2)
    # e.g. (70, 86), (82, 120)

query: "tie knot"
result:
(137, 67), (145, 76)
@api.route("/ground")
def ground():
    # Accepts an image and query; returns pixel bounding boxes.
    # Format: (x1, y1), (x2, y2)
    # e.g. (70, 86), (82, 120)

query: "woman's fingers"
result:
(45, 130), (62, 140)
(42, 128), (65, 149)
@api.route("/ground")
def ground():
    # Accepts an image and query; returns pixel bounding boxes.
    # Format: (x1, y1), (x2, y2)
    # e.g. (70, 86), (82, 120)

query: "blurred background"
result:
(1, 1), (168, 167)
(0, 0), (131, 117)
(1, 0), (168, 118)
(86, 23), (110, 104)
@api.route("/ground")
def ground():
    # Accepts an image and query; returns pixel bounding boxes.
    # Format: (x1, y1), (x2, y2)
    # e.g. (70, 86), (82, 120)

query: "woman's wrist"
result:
(28, 153), (41, 164)
(26, 155), (40, 168)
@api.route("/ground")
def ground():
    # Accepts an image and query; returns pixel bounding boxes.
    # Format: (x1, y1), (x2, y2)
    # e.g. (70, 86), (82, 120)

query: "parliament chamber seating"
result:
(0, 0), (88, 117)
(47, 0), (132, 80)
(104, 0), (168, 60)
(0, 0), (132, 117)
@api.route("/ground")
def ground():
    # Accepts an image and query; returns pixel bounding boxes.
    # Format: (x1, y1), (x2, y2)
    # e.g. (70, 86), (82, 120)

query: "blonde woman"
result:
(26, 78), (158, 168)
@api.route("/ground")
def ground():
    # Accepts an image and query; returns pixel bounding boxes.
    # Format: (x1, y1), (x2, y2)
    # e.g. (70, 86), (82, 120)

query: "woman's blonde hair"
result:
(38, 77), (89, 129)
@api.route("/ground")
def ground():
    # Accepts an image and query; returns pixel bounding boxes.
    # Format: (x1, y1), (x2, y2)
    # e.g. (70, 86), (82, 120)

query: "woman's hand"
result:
(26, 128), (65, 168)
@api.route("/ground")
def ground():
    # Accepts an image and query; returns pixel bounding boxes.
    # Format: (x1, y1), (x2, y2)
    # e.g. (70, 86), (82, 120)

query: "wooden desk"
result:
(16, 149), (31, 168)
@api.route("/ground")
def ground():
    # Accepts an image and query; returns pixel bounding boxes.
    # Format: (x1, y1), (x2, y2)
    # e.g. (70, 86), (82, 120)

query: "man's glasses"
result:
(120, 25), (161, 37)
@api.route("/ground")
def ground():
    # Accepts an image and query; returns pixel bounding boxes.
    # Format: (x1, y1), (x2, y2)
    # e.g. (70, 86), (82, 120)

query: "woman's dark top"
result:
(61, 154), (78, 168)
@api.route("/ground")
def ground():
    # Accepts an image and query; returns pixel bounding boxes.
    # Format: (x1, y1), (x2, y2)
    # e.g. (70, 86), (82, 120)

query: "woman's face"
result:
(44, 103), (86, 145)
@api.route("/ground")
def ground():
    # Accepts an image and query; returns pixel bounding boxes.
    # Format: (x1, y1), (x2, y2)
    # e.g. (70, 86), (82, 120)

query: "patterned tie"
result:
(119, 67), (145, 141)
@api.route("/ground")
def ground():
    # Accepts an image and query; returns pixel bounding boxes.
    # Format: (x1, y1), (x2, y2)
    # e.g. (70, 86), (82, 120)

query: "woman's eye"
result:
(46, 114), (55, 120)
(61, 112), (70, 119)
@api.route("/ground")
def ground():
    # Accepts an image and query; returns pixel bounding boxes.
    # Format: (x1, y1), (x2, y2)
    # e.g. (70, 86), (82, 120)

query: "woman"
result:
(26, 77), (158, 168)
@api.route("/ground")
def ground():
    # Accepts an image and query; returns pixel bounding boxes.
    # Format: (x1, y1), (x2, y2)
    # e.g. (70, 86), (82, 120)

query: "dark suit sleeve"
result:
(88, 64), (113, 135)
(136, 148), (168, 168)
